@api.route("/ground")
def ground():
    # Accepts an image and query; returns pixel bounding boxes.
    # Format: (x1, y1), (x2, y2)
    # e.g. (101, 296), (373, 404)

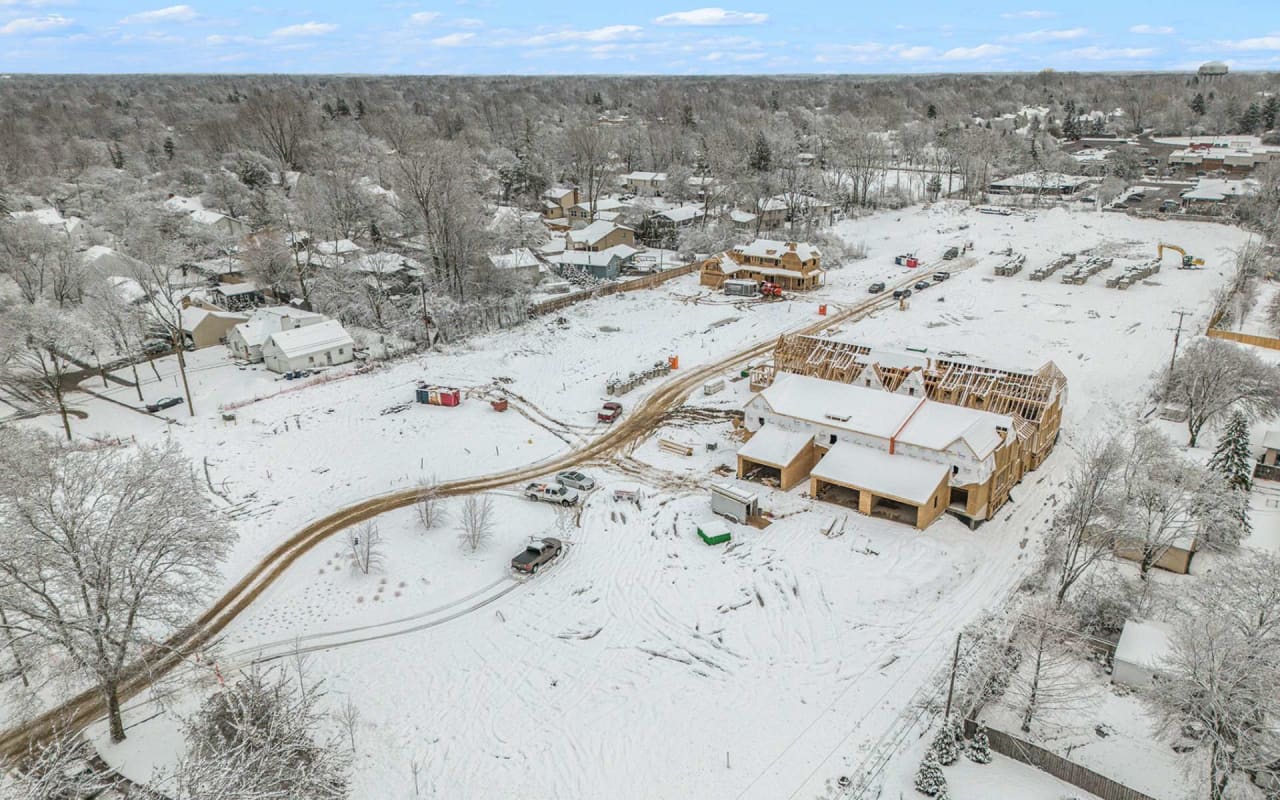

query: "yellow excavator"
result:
(1158, 243), (1205, 269)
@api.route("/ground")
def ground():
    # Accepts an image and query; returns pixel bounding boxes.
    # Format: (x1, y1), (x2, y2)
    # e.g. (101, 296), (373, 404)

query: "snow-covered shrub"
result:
(966, 722), (992, 764)
(913, 751), (947, 796)
(929, 723), (959, 766)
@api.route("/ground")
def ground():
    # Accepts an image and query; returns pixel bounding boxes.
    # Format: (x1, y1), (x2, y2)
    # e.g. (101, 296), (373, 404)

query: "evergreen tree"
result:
(929, 723), (959, 765)
(335, 97), (351, 117)
(748, 132), (772, 172)
(1208, 410), (1253, 492)
(945, 713), (964, 745)
(681, 103), (696, 129)
(107, 141), (125, 169)
(1239, 103), (1263, 134)
(927, 103), (937, 120)
(914, 751), (947, 796)
(1091, 116), (1106, 135)
(1263, 96), (1279, 130)
(1190, 93), (1207, 116)
(163, 136), (174, 161)
(1061, 100), (1079, 139)
(927, 174), (942, 199)
(355, 98), (366, 118)
(369, 221), (382, 247)
(966, 722), (992, 764)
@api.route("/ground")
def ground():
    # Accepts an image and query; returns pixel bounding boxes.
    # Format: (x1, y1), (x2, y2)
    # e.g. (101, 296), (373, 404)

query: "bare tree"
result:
(0, 431), (234, 742)
(1151, 556), (1280, 800)
(458, 494), (495, 552)
(83, 278), (151, 402)
(416, 477), (444, 531)
(0, 726), (114, 800)
(1162, 337), (1280, 447)
(336, 696), (360, 753)
(346, 520), (383, 575)
(1046, 435), (1126, 605)
(174, 663), (350, 800)
(1003, 603), (1094, 734)
(239, 90), (311, 180)
(0, 303), (95, 440)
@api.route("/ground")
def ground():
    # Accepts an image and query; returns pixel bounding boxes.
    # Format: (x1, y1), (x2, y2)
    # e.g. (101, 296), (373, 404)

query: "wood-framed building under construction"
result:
(740, 334), (1067, 527)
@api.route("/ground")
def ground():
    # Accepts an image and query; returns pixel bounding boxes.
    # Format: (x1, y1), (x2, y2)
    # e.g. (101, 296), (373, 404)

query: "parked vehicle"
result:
(932, 271), (951, 282)
(868, 281), (886, 293)
(913, 281), (931, 291)
(598, 401), (622, 423)
(892, 288), (912, 300)
(759, 281), (784, 297)
(942, 247), (959, 260)
(511, 537), (563, 574)
(524, 482), (580, 506)
(556, 471), (596, 491)
(145, 396), (184, 413)
(1160, 200), (1180, 213)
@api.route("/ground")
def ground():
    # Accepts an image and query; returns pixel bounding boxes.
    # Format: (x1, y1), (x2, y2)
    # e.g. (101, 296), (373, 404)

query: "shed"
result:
(1112, 619), (1174, 687)
(737, 426), (816, 491)
(710, 483), (758, 524)
(260, 320), (354, 374)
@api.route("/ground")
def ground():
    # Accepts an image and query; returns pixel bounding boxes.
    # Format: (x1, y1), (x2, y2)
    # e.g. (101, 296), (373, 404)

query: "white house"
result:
(488, 247), (545, 284)
(620, 171), (668, 196)
(1112, 619), (1174, 687)
(227, 306), (326, 362)
(163, 195), (249, 239)
(9, 208), (97, 248)
(261, 320), (355, 374)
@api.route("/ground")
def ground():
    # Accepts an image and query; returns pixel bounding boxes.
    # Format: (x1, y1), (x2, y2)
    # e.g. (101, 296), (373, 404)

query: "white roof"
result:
(489, 247), (542, 270)
(622, 171), (668, 182)
(233, 307), (325, 348)
(739, 426), (813, 468)
(264, 319), (353, 359)
(712, 482), (757, 504)
(342, 252), (425, 275)
(106, 275), (146, 304)
(549, 244), (638, 268)
(729, 210), (757, 223)
(1114, 620), (1174, 670)
(568, 220), (628, 246)
(811, 442), (948, 505)
(1181, 178), (1261, 202)
(181, 306), (247, 332)
(735, 239), (820, 263)
(657, 205), (704, 223)
(1263, 430), (1280, 451)
(543, 186), (576, 200)
(756, 372), (1012, 458)
(990, 172), (1091, 190)
(316, 239), (362, 256)
(214, 282), (260, 297)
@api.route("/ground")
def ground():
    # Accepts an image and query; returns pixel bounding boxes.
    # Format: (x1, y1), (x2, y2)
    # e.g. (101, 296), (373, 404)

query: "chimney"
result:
(787, 242), (797, 251)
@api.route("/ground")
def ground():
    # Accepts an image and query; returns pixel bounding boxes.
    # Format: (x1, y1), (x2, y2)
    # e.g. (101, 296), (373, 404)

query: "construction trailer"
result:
(894, 254), (920, 268)
(416, 385), (461, 406)
(711, 483), (759, 524)
(752, 335), (1066, 525)
(723, 278), (759, 297)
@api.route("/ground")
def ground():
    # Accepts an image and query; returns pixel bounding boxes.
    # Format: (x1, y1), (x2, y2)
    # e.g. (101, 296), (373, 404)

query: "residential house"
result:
(772, 192), (835, 227)
(1180, 178), (1261, 212)
(727, 209), (758, 229)
(699, 239), (825, 291)
(567, 196), (629, 222)
(227, 306), (326, 362)
(180, 303), (249, 349)
(212, 282), (264, 311)
(336, 252), (426, 290)
(261, 319), (355, 374)
(313, 239), (363, 267)
(987, 172), (1092, 196)
(620, 171), (668, 197)
(488, 247), (546, 284)
(163, 195), (250, 239)
(541, 186), (580, 220)
(9, 208), (97, 248)
(546, 244), (637, 281)
(567, 220), (636, 252)
(651, 204), (705, 231)
(746, 197), (788, 230)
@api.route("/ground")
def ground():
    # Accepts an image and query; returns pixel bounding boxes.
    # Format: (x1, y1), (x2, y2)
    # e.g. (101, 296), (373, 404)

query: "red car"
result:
(598, 401), (622, 423)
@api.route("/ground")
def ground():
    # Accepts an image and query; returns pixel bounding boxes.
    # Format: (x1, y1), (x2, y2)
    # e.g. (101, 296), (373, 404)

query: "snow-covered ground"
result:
(11, 200), (1254, 799)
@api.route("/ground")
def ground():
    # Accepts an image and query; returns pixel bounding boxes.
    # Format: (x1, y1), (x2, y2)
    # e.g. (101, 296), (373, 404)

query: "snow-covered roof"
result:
(341, 252), (425, 276)
(316, 239), (362, 256)
(543, 186), (576, 201)
(214, 282), (260, 297)
(729, 210), (757, 224)
(163, 195), (233, 227)
(489, 247), (542, 271)
(734, 239), (820, 263)
(106, 275), (146, 304)
(1263, 430), (1280, 452)
(1114, 619), (1174, 671)
(548, 244), (638, 268)
(568, 220), (630, 247)
(181, 306), (247, 332)
(755, 372), (1012, 458)
(264, 319), (353, 359)
(232, 306), (325, 348)
(990, 172), (1091, 190)
(1181, 178), (1261, 202)
(622, 171), (668, 183)
(811, 442), (949, 505)
(739, 426), (813, 468)
(656, 205), (704, 224)
(10, 208), (84, 233)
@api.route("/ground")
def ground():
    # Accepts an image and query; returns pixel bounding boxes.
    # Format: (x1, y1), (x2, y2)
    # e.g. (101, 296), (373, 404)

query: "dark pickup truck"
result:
(511, 537), (563, 574)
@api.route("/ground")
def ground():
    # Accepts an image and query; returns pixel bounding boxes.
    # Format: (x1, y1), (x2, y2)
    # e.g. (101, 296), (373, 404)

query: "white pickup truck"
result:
(523, 482), (580, 506)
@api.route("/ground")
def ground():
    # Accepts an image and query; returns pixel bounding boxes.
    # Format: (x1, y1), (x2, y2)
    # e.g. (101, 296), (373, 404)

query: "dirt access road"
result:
(0, 259), (969, 761)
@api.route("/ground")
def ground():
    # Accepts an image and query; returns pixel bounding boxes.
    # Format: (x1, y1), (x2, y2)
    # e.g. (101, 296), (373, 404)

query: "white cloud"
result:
(942, 43), (1012, 60)
(522, 25), (642, 45)
(0, 14), (73, 35)
(1129, 24), (1175, 35)
(430, 31), (474, 46)
(271, 21), (337, 37)
(1217, 35), (1280, 51)
(120, 5), (198, 24)
(1001, 10), (1056, 18)
(894, 45), (934, 60)
(1005, 27), (1088, 42)
(1061, 45), (1156, 59)
(654, 7), (767, 26)
(408, 11), (440, 25)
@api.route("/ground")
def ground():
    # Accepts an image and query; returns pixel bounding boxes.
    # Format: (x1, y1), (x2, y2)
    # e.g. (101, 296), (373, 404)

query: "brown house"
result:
(567, 220), (636, 252)
(542, 186), (579, 220)
(700, 239), (824, 291)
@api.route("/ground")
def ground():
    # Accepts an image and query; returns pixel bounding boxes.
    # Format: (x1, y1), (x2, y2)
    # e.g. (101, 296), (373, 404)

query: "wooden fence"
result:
(527, 261), (698, 317)
(964, 719), (1158, 800)
(1206, 327), (1280, 351)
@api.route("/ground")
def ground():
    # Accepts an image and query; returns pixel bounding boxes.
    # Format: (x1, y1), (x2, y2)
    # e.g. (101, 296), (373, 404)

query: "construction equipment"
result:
(760, 281), (784, 297)
(1158, 243), (1204, 269)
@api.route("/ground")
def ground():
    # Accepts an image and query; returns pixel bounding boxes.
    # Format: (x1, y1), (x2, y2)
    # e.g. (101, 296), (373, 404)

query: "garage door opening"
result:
(870, 496), (919, 527)
(740, 460), (782, 489)
(813, 479), (861, 510)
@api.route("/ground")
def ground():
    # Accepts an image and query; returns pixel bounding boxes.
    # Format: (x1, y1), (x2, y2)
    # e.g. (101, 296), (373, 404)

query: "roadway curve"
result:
(0, 259), (969, 761)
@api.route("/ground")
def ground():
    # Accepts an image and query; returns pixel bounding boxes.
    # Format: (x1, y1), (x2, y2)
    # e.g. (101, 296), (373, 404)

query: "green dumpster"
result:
(697, 521), (732, 546)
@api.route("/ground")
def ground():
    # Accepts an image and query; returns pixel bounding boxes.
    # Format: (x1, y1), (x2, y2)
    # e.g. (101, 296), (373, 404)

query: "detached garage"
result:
(1112, 619), (1174, 687)
(808, 442), (950, 530)
(737, 425), (816, 490)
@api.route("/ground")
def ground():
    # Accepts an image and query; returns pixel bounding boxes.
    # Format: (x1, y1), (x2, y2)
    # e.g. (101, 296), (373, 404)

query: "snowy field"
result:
(12, 201), (1253, 799)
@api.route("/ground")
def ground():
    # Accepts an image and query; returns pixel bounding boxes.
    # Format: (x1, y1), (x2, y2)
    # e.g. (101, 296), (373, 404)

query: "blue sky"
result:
(0, 1), (1276, 74)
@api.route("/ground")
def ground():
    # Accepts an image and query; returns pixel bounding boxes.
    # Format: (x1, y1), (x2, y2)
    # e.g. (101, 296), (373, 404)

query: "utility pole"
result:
(1169, 309), (1192, 378)
(943, 632), (963, 719)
